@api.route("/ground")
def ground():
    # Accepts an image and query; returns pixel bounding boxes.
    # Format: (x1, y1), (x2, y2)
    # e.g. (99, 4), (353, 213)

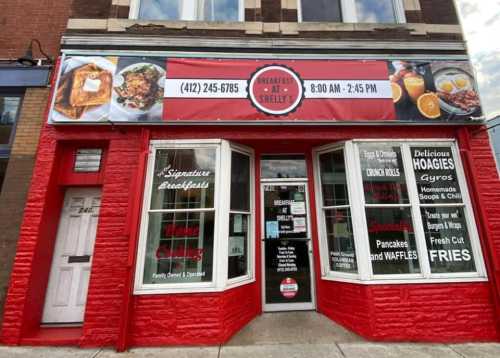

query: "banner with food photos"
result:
(48, 56), (483, 123)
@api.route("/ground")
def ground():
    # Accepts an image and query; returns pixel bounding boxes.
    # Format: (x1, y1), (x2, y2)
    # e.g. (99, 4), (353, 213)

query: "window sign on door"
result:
(263, 185), (308, 240)
(263, 183), (313, 308)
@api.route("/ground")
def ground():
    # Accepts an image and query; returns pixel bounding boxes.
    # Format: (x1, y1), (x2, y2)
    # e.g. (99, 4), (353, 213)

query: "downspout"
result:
(457, 126), (500, 340)
(116, 128), (151, 351)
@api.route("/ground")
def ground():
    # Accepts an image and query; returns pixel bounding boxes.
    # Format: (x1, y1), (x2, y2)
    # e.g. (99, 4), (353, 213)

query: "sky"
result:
(455, 0), (500, 166)
(455, 0), (500, 120)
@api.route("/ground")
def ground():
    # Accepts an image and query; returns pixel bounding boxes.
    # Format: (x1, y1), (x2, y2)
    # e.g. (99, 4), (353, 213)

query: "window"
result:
(0, 92), (23, 147)
(299, 0), (406, 23)
(0, 91), (24, 191)
(135, 140), (254, 294)
(228, 150), (252, 281)
(261, 155), (307, 179)
(133, 0), (244, 21)
(315, 140), (486, 283)
(317, 148), (357, 274)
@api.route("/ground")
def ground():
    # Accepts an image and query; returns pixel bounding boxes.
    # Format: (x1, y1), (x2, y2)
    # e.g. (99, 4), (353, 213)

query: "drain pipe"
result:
(457, 127), (500, 340)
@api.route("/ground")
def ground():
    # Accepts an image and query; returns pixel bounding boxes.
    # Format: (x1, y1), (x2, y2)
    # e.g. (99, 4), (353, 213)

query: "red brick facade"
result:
(1, 123), (499, 347)
(1, 0), (498, 350)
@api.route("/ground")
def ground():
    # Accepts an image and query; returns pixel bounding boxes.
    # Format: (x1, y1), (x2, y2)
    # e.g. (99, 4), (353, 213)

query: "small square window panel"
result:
(74, 149), (103, 173)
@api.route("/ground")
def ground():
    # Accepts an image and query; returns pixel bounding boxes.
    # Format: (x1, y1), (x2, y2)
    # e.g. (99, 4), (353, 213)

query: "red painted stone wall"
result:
(318, 281), (497, 342)
(1, 124), (499, 346)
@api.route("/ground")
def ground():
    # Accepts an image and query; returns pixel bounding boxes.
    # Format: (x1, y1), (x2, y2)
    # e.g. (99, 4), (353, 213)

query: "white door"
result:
(42, 187), (101, 324)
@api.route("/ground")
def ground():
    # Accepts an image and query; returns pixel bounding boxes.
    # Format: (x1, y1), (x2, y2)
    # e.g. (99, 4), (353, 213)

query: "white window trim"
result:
(298, 0), (406, 24)
(129, 0), (245, 22)
(313, 139), (488, 285)
(134, 139), (255, 295)
(227, 142), (256, 287)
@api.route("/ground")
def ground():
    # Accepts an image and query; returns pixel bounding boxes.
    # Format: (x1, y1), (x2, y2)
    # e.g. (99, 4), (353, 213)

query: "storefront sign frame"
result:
(47, 51), (487, 126)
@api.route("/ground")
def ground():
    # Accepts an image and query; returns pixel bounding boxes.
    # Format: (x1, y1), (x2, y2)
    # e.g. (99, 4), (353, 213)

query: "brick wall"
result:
(0, 88), (48, 327)
(420, 0), (459, 24)
(0, 0), (71, 59)
(319, 281), (497, 342)
(0, 0), (72, 325)
(71, 0), (111, 19)
(1, 125), (499, 346)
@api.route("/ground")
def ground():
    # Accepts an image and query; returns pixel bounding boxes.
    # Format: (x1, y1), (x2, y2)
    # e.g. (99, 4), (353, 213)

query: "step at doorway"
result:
(226, 311), (364, 346)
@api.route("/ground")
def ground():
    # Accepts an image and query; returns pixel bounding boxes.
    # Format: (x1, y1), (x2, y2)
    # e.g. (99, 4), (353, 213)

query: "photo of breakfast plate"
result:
(432, 67), (480, 116)
(51, 57), (117, 122)
(112, 62), (165, 115)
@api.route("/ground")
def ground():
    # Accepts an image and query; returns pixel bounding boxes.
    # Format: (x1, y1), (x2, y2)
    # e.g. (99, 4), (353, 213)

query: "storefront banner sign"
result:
(389, 61), (482, 122)
(48, 56), (482, 123)
(164, 59), (394, 120)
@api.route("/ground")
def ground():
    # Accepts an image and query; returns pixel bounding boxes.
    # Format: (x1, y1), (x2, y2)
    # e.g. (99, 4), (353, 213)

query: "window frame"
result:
(226, 142), (255, 287)
(0, 89), (24, 157)
(134, 139), (255, 295)
(313, 139), (487, 285)
(129, 0), (245, 22)
(298, 0), (406, 24)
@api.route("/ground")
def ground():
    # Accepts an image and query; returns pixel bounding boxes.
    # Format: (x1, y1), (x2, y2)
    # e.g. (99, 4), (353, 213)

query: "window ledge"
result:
(134, 279), (254, 295)
(109, 19), (249, 32)
(297, 22), (462, 36)
(321, 275), (488, 285)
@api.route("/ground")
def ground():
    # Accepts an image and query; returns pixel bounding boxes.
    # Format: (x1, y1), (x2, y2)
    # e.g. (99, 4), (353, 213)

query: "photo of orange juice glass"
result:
(403, 76), (425, 102)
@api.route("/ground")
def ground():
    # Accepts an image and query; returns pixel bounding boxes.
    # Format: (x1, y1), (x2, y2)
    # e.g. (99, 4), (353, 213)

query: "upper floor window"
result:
(299, 0), (406, 23)
(133, 0), (244, 21)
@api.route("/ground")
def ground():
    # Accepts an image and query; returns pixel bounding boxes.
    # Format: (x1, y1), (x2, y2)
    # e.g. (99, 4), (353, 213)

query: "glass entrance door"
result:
(262, 183), (315, 311)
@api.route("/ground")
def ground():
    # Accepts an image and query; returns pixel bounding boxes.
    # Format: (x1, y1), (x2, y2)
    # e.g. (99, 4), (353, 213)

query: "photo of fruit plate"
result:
(112, 62), (165, 116)
(433, 67), (481, 116)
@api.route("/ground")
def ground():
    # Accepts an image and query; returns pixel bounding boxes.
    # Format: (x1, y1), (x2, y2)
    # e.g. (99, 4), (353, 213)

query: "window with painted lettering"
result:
(143, 147), (217, 285)
(411, 147), (476, 273)
(136, 140), (255, 294)
(314, 140), (486, 283)
(133, 0), (243, 21)
(359, 143), (420, 275)
(299, 0), (406, 23)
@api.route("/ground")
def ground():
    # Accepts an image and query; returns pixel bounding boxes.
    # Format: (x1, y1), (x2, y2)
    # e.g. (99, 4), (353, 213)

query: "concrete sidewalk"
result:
(1, 313), (499, 357)
(2, 343), (500, 358)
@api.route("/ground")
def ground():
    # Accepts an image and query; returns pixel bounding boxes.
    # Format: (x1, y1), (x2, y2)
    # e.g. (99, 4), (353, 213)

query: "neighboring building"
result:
(488, 116), (500, 171)
(0, 0), (72, 325)
(1, 0), (500, 350)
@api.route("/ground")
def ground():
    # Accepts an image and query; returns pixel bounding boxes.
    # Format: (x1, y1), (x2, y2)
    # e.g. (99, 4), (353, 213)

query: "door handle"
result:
(67, 255), (91, 263)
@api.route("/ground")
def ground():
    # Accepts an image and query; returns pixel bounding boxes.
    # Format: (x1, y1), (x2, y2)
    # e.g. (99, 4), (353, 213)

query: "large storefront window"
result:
(136, 140), (254, 293)
(143, 147), (216, 285)
(315, 140), (486, 283)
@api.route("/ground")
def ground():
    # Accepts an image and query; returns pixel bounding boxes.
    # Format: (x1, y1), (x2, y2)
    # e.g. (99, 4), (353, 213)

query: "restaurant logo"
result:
(157, 164), (211, 191)
(280, 277), (298, 298)
(248, 65), (304, 116)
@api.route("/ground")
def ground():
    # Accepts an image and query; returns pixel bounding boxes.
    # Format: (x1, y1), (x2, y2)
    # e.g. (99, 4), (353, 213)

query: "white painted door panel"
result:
(42, 187), (101, 324)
